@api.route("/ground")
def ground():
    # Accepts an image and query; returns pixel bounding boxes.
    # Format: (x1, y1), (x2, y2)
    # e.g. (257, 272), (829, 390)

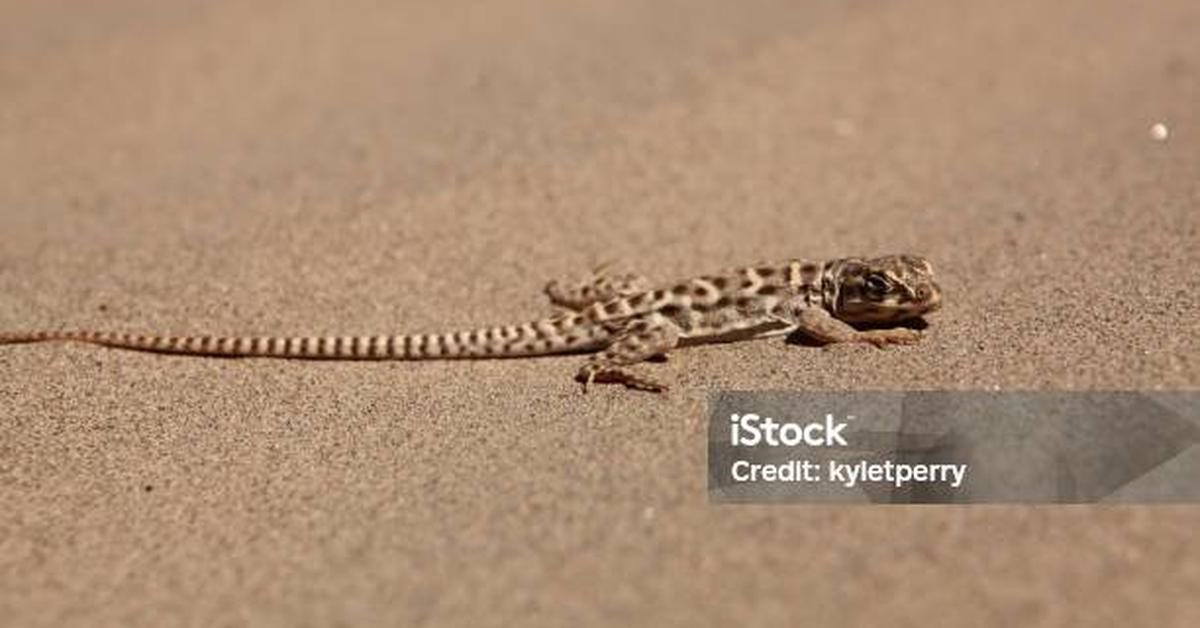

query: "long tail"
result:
(0, 320), (604, 360)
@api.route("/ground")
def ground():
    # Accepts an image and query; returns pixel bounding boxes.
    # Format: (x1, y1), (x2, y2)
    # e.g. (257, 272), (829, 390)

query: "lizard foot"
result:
(577, 364), (669, 393)
(857, 328), (923, 347)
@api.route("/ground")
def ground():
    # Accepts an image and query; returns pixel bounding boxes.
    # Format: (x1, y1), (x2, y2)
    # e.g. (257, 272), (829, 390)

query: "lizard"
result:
(0, 254), (942, 392)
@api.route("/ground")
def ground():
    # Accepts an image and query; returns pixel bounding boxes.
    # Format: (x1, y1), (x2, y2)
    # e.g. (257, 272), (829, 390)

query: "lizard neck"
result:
(785, 258), (834, 311)
(820, 257), (859, 316)
(822, 259), (841, 314)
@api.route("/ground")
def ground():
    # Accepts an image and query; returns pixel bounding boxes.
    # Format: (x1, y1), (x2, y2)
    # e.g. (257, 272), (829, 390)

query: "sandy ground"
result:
(1, 0), (1198, 626)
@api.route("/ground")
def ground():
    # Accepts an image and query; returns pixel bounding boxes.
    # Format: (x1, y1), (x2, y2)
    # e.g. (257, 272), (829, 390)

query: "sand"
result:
(1, 0), (1197, 626)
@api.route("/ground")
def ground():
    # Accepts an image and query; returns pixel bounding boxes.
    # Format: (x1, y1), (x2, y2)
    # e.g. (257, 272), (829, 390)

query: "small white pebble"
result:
(642, 506), (656, 522)
(1150, 122), (1169, 141)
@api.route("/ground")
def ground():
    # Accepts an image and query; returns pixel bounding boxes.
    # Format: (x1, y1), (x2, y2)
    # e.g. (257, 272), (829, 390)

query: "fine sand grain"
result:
(1, 1), (1197, 626)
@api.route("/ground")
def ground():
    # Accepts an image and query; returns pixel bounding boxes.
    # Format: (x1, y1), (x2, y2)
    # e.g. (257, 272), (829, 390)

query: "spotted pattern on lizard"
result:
(0, 254), (943, 392)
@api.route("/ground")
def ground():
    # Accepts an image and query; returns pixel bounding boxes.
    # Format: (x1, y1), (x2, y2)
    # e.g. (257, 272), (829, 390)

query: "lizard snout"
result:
(918, 283), (942, 313)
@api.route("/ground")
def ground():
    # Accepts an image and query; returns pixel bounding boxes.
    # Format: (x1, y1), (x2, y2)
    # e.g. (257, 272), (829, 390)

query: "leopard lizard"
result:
(0, 255), (942, 392)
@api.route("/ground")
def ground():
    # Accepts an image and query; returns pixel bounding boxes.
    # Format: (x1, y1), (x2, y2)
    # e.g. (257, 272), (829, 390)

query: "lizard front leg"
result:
(790, 307), (923, 347)
(544, 262), (651, 311)
(577, 315), (680, 392)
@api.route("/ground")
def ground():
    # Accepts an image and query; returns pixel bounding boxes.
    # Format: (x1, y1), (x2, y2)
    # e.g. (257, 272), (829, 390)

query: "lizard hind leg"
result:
(576, 316), (680, 393)
(544, 262), (651, 311)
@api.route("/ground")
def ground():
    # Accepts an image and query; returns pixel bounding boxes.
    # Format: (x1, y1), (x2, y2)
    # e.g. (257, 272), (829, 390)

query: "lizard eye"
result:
(863, 274), (891, 294)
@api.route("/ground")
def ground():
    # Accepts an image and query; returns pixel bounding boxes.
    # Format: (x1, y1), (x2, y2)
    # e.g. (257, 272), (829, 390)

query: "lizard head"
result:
(831, 254), (942, 323)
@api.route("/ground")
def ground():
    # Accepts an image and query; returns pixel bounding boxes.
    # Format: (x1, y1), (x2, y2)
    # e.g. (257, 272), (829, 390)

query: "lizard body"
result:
(1, 255), (942, 391)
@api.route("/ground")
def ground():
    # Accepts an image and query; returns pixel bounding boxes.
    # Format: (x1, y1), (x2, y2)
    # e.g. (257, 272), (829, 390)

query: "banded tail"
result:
(0, 320), (606, 360)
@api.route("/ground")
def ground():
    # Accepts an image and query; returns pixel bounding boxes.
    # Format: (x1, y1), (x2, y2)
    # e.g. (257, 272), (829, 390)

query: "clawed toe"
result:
(575, 365), (669, 393)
